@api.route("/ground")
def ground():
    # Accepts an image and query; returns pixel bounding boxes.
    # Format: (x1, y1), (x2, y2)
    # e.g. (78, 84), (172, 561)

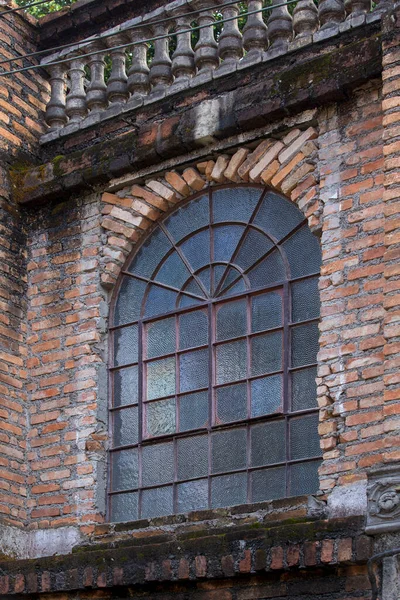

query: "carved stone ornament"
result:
(367, 465), (400, 534)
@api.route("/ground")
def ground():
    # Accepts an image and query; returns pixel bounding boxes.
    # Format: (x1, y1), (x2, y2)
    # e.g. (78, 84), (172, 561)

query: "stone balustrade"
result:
(41, 0), (382, 143)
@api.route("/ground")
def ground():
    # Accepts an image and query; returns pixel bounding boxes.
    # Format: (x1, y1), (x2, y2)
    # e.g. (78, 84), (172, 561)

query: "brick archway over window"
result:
(100, 127), (321, 290)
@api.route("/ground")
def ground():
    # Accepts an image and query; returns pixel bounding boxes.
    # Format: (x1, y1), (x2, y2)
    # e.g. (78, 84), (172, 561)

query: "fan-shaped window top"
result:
(109, 186), (322, 523)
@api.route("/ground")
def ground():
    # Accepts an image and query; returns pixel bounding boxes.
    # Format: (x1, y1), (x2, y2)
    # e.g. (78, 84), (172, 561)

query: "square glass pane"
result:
(146, 318), (176, 359)
(213, 187), (261, 224)
(164, 194), (209, 242)
(251, 467), (286, 503)
(179, 391), (209, 432)
(251, 292), (282, 333)
(251, 374), (282, 417)
(146, 398), (176, 437)
(110, 492), (138, 523)
(114, 277), (147, 326)
(292, 367), (317, 412)
(290, 460), (321, 497)
(251, 331), (282, 377)
(253, 191), (304, 243)
(179, 349), (209, 393)
(180, 230), (210, 272)
(128, 227), (171, 279)
(142, 442), (174, 487)
(141, 486), (173, 519)
(146, 357), (175, 401)
(251, 421), (286, 467)
(247, 251), (286, 289)
(282, 225), (322, 279)
(114, 325), (138, 367)
(212, 428), (247, 474)
(179, 311), (208, 350)
(216, 340), (247, 385)
(217, 383), (247, 424)
(145, 286), (178, 319)
(114, 366), (138, 408)
(216, 300), (247, 341)
(211, 472), (247, 508)
(177, 479), (208, 513)
(113, 407), (138, 447)
(177, 435), (208, 480)
(111, 449), (138, 492)
(290, 414), (321, 460)
(213, 224), (245, 262)
(292, 277), (320, 323)
(235, 229), (274, 272)
(291, 322), (319, 368)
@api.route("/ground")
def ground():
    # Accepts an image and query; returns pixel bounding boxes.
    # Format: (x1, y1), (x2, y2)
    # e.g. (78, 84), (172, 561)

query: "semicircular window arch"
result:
(109, 185), (322, 523)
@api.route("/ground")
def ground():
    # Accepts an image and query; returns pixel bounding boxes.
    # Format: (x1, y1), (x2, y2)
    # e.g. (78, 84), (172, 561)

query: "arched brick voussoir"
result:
(100, 126), (321, 290)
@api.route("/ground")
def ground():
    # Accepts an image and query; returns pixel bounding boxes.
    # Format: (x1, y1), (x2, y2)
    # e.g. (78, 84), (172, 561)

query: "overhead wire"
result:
(0, 0), (299, 77)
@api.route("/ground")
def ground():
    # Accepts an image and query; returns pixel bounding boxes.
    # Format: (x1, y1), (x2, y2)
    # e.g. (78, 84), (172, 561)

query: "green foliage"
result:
(15, 0), (77, 18)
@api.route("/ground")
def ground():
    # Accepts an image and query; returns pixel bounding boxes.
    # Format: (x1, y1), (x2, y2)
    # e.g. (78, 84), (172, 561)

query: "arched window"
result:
(109, 185), (322, 523)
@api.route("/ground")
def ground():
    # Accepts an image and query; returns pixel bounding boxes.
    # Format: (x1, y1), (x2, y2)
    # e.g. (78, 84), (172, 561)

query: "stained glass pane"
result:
(111, 492), (138, 523)
(211, 472), (247, 508)
(156, 251), (192, 289)
(247, 250), (286, 288)
(216, 300), (247, 341)
(142, 442), (174, 486)
(292, 367), (317, 412)
(251, 374), (282, 417)
(141, 486), (173, 519)
(291, 322), (319, 368)
(213, 187), (261, 223)
(147, 318), (176, 359)
(290, 460), (321, 496)
(251, 467), (286, 503)
(282, 226), (322, 279)
(292, 277), (320, 323)
(251, 421), (285, 467)
(177, 479), (208, 513)
(177, 435), (208, 480)
(253, 191), (304, 242)
(146, 357), (175, 401)
(235, 229), (274, 272)
(164, 195), (209, 242)
(145, 286), (178, 318)
(114, 366), (138, 408)
(213, 225), (245, 262)
(251, 292), (282, 333)
(114, 277), (147, 326)
(111, 449), (138, 492)
(146, 398), (176, 437)
(114, 325), (138, 367)
(128, 227), (171, 279)
(290, 414), (321, 460)
(180, 229), (210, 272)
(180, 349), (209, 393)
(251, 331), (282, 376)
(179, 311), (208, 350)
(113, 407), (138, 447)
(217, 383), (247, 424)
(216, 340), (247, 384)
(179, 391), (208, 431)
(211, 428), (247, 474)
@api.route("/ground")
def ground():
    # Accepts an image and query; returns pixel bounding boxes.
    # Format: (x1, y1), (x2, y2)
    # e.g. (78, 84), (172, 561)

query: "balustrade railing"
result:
(41, 0), (383, 136)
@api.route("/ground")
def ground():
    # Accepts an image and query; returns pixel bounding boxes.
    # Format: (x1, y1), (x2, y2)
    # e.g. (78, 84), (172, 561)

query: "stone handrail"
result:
(40, 0), (383, 143)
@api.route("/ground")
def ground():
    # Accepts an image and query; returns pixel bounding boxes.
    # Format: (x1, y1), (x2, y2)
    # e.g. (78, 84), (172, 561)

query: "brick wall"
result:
(0, 3), (48, 527)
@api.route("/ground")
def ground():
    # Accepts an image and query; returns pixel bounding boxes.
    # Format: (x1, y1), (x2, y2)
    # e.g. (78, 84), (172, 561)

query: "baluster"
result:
(193, 1), (219, 75)
(149, 23), (173, 95)
(65, 55), (87, 123)
(106, 35), (129, 104)
(267, 0), (293, 51)
(127, 29), (150, 99)
(171, 11), (195, 85)
(242, 0), (268, 61)
(318, 0), (346, 28)
(45, 64), (68, 130)
(346, 0), (371, 17)
(218, 4), (243, 68)
(293, 0), (319, 37)
(86, 42), (107, 113)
